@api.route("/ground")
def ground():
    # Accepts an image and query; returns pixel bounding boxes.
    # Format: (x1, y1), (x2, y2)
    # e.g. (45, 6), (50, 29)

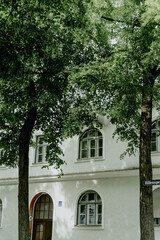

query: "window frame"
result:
(0, 149), (4, 160)
(35, 135), (48, 164)
(154, 217), (160, 227)
(151, 120), (160, 152)
(77, 191), (102, 226)
(79, 129), (103, 160)
(0, 199), (2, 228)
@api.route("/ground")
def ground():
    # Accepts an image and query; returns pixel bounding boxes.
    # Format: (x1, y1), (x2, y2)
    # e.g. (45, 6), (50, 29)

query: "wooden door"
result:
(33, 221), (52, 240)
(33, 194), (53, 240)
(34, 222), (45, 240)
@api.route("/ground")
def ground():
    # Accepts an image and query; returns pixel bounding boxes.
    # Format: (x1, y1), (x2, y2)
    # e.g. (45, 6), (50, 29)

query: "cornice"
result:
(1, 167), (160, 186)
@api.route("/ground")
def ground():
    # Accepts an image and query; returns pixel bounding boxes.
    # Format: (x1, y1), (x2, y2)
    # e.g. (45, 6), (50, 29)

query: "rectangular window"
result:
(35, 136), (47, 163)
(151, 132), (157, 151)
(154, 218), (160, 226)
(0, 149), (4, 159)
(0, 200), (2, 227)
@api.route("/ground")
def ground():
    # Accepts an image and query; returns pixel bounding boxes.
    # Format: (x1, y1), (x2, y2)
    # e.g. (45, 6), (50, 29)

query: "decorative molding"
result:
(1, 166), (160, 186)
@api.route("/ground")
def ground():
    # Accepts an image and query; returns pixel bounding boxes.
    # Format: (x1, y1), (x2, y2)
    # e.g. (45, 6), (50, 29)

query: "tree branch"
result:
(150, 66), (160, 79)
(101, 16), (125, 23)
(107, 49), (128, 57)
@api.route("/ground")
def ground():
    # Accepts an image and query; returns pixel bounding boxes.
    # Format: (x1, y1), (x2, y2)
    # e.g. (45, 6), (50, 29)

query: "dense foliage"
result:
(68, 0), (160, 157)
(0, 0), (109, 169)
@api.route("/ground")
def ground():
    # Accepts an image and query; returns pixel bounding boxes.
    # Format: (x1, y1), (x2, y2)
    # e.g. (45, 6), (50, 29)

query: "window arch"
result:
(151, 120), (160, 152)
(79, 129), (103, 159)
(0, 199), (2, 227)
(77, 191), (102, 226)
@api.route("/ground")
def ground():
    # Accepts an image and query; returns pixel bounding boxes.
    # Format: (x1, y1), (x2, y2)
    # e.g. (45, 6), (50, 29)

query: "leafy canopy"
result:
(0, 0), (108, 168)
(67, 0), (160, 157)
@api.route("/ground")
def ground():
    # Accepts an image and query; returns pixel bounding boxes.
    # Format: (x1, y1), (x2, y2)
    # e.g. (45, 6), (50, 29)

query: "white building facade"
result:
(0, 116), (160, 240)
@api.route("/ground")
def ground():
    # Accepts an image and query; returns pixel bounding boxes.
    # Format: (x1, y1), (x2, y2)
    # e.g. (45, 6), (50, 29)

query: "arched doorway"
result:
(32, 194), (53, 240)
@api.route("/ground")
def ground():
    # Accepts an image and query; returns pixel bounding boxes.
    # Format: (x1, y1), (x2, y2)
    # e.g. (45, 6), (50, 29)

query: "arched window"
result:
(79, 129), (103, 159)
(151, 120), (160, 152)
(77, 191), (102, 226)
(0, 199), (2, 227)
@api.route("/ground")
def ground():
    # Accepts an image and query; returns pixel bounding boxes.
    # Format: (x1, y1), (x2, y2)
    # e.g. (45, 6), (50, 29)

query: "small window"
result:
(79, 129), (103, 159)
(151, 121), (160, 152)
(154, 218), (160, 227)
(35, 136), (47, 163)
(0, 199), (2, 227)
(77, 191), (102, 226)
(0, 150), (4, 160)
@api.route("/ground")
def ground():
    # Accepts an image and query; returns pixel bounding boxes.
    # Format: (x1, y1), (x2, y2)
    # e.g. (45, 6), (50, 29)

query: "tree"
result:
(0, 1), (104, 239)
(67, 0), (160, 239)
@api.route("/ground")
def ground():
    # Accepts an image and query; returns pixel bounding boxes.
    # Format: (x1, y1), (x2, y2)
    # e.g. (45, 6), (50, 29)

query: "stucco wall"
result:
(0, 175), (140, 240)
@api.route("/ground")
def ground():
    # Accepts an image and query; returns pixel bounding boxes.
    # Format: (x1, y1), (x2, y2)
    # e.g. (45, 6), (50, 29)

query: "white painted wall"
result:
(1, 115), (160, 240)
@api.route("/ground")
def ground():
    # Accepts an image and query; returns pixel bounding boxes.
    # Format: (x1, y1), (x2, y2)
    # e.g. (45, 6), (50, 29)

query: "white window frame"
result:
(0, 149), (4, 160)
(154, 217), (160, 227)
(79, 129), (103, 159)
(0, 199), (2, 228)
(77, 191), (102, 226)
(35, 136), (48, 163)
(151, 120), (160, 152)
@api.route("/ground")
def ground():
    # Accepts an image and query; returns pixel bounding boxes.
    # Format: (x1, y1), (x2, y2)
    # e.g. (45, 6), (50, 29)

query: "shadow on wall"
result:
(30, 176), (139, 240)
(0, 184), (18, 233)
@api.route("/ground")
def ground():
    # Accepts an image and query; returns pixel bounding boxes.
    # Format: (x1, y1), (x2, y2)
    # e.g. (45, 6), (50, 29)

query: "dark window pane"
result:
(151, 142), (157, 151)
(151, 133), (156, 141)
(88, 193), (95, 202)
(80, 205), (86, 214)
(80, 195), (86, 202)
(98, 205), (102, 214)
(90, 140), (95, 148)
(82, 150), (87, 158)
(99, 139), (102, 148)
(80, 215), (86, 224)
(82, 132), (87, 139)
(82, 141), (87, 149)
(90, 149), (95, 157)
(152, 122), (156, 129)
(99, 148), (102, 156)
(98, 131), (102, 136)
(38, 155), (43, 162)
(98, 215), (102, 224)
(38, 146), (43, 154)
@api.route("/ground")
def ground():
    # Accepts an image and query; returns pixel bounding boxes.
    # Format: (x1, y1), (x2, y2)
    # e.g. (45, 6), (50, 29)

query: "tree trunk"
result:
(139, 79), (154, 240)
(18, 81), (36, 240)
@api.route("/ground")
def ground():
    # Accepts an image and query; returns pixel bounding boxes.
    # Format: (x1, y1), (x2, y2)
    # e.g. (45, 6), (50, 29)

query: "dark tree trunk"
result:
(18, 81), (36, 240)
(139, 79), (154, 240)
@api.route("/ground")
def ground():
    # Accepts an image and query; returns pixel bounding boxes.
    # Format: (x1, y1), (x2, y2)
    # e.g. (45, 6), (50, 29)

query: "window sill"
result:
(73, 225), (104, 230)
(75, 158), (105, 163)
(151, 151), (160, 156)
(31, 162), (48, 167)
(154, 226), (160, 230)
(0, 165), (7, 170)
